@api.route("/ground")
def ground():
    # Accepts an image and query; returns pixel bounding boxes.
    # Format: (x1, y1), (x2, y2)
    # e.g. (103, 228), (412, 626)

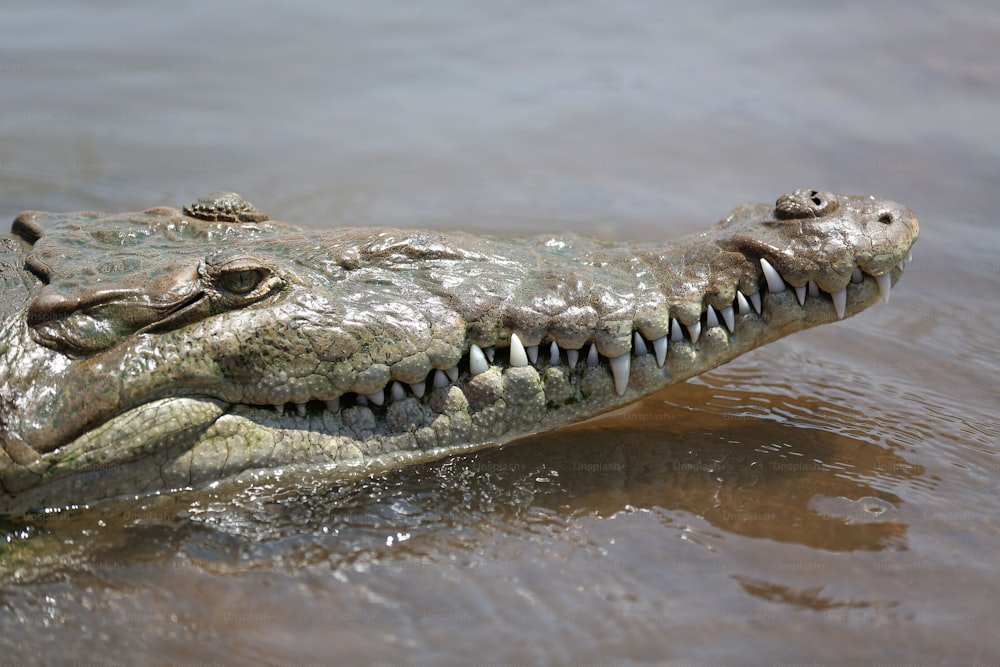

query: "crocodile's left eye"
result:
(201, 252), (285, 307)
(219, 268), (263, 294)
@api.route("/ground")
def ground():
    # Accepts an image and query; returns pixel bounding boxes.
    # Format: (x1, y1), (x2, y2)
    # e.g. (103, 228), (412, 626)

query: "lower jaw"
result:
(4, 274), (885, 513)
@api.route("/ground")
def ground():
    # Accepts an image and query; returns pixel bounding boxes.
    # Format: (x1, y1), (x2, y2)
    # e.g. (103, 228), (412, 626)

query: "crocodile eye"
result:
(200, 252), (285, 307)
(219, 269), (262, 294)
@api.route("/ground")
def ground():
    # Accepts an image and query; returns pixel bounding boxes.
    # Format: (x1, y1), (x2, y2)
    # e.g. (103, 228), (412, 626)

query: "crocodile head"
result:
(0, 190), (918, 512)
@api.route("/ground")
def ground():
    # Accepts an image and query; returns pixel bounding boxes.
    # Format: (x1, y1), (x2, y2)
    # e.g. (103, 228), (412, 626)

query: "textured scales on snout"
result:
(0, 190), (918, 512)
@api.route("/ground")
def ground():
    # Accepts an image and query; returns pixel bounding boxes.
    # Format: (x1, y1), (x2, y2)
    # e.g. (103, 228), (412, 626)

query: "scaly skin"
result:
(0, 190), (918, 513)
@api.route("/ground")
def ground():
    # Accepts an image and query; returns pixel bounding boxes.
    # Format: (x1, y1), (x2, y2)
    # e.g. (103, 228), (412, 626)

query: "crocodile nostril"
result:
(775, 189), (839, 220)
(878, 211), (894, 224)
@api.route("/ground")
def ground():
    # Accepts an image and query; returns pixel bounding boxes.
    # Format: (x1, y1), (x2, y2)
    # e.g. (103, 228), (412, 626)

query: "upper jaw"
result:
(718, 192), (919, 296)
(1, 190), (919, 460)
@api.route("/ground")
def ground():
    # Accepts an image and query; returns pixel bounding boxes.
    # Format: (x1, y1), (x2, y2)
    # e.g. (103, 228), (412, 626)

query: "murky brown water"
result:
(2, 1), (999, 664)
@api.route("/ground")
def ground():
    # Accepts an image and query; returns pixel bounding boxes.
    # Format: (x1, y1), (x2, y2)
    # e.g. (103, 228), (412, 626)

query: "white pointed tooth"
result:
(549, 341), (560, 365)
(484, 346), (495, 363)
(526, 345), (538, 365)
(852, 267), (864, 284)
(670, 318), (684, 342)
(687, 321), (701, 343)
(509, 333), (528, 368)
(445, 365), (459, 382)
(653, 335), (667, 367)
(469, 344), (489, 375)
(720, 306), (735, 333)
(876, 273), (891, 304)
(706, 306), (719, 329)
(295, 403), (307, 417)
(759, 258), (786, 293)
(807, 280), (820, 298)
(587, 343), (599, 367)
(907, 251), (913, 263)
(749, 292), (762, 314)
(567, 349), (579, 369)
(633, 331), (648, 355)
(610, 354), (630, 396)
(367, 389), (385, 406)
(736, 291), (751, 315)
(794, 284), (806, 306)
(324, 398), (340, 412)
(898, 260), (904, 271)
(433, 369), (450, 388)
(409, 381), (426, 398)
(832, 288), (847, 319)
(391, 381), (406, 401)
(274, 404), (285, 415)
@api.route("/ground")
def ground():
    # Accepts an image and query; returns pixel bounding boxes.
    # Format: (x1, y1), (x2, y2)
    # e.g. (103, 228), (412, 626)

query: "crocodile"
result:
(0, 189), (918, 513)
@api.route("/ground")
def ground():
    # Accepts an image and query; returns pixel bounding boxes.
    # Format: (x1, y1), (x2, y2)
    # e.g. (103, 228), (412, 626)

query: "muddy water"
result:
(2, 1), (999, 664)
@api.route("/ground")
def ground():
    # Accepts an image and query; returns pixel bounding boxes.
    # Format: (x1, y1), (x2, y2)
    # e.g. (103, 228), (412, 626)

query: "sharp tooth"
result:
(721, 306), (735, 333)
(832, 288), (847, 319)
(807, 280), (820, 298)
(610, 354), (630, 396)
(445, 365), (459, 382)
(653, 335), (667, 367)
(549, 341), (560, 365)
(759, 258), (786, 293)
(324, 398), (340, 412)
(433, 370), (450, 388)
(876, 273), (891, 304)
(898, 260), (904, 271)
(670, 318), (683, 342)
(367, 389), (385, 406)
(794, 284), (806, 306)
(295, 403), (307, 417)
(587, 343), (599, 367)
(687, 321), (701, 343)
(526, 345), (538, 365)
(706, 306), (719, 329)
(509, 333), (528, 368)
(409, 381), (426, 398)
(736, 291), (751, 315)
(749, 292), (762, 315)
(633, 331), (648, 355)
(469, 344), (489, 375)
(907, 251), (913, 264)
(274, 404), (285, 415)
(852, 267), (864, 284)
(484, 346), (495, 363)
(391, 381), (406, 401)
(567, 349), (579, 369)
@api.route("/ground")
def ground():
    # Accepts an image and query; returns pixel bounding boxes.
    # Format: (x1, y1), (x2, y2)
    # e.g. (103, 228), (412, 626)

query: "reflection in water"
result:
(2, 379), (918, 576)
(0, 356), (986, 664)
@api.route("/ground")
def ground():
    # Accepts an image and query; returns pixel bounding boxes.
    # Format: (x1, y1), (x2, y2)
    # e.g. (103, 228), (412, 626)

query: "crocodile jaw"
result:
(0, 190), (918, 510)
(2, 259), (910, 511)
